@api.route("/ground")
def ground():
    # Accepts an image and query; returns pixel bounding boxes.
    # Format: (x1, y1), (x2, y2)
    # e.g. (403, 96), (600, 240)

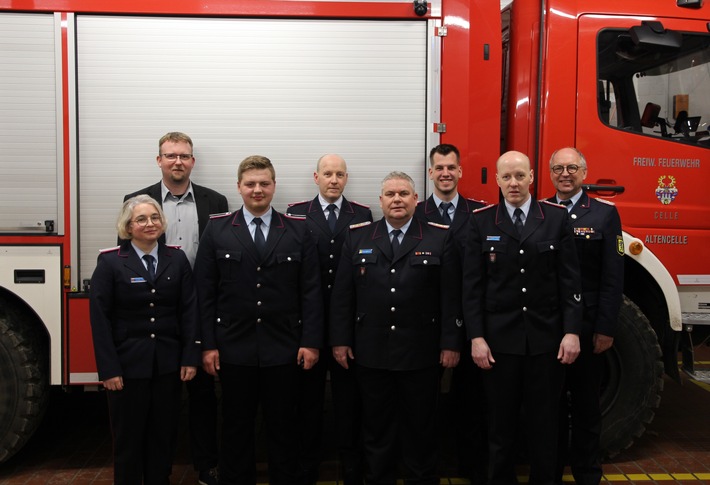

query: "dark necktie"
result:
(513, 208), (525, 236)
(390, 229), (402, 256)
(253, 217), (266, 256)
(560, 199), (573, 211)
(327, 203), (338, 233)
(142, 254), (156, 284)
(440, 201), (453, 225)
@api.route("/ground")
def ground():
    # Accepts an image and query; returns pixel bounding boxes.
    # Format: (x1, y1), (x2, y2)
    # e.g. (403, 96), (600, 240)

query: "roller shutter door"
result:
(77, 15), (427, 279)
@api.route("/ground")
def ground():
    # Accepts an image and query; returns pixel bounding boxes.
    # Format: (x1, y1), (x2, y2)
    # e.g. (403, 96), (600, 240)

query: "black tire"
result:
(0, 314), (50, 463)
(600, 296), (664, 456)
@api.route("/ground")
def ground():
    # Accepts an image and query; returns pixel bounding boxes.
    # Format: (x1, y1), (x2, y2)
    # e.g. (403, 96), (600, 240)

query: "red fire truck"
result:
(0, 0), (708, 464)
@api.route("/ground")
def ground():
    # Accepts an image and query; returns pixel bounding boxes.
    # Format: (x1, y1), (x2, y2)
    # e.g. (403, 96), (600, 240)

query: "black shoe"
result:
(198, 467), (219, 485)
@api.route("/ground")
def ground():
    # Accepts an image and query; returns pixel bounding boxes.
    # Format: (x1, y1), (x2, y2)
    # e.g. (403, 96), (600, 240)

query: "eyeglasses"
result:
(551, 164), (582, 174)
(161, 153), (193, 161)
(132, 214), (162, 226)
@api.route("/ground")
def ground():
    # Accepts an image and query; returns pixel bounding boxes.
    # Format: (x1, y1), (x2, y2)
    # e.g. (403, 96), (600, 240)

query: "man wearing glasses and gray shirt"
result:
(124, 131), (228, 485)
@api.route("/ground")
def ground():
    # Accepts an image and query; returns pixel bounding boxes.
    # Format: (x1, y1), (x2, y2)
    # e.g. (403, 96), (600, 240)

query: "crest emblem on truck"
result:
(655, 175), (678, 205)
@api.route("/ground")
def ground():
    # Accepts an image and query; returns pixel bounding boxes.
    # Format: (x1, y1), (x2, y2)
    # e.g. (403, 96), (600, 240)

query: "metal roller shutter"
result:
(77, 15), (428, 279)
(0, 13), (60, 234)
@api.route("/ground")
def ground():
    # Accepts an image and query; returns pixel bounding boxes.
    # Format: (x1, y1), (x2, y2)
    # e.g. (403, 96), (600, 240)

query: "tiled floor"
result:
(0, 361), (709, 484)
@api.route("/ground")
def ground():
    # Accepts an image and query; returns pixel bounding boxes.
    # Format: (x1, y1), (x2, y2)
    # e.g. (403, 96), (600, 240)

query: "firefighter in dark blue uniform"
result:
(194, 155), (323, 485)
(330, 171), (462, 485)
(90, 195), (200, 485)
(414, 144), (488, 484)
(287, 154), (373, 485)
(463, 151), (583, 485)
(547, 147), (624, 485)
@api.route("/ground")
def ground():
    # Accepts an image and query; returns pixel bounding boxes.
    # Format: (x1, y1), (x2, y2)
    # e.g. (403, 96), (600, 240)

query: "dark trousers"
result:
(330, 355), (364, 484)
(298, 350), (363, 485)
(556, 338), (604, 485)
(452, 355), (488, 485)
(483, 352), (564, 485)
(297, 352), (328, 483)
(218, 362), (302, 485)
(186, 367), (219, 471)
(356, 364), (440, 485)
(106, 371), (182, 485)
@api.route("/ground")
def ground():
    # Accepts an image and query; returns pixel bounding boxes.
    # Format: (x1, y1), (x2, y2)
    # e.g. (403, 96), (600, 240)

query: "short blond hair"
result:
(158, 132), (193, 154)
(238, 155), (276, 182)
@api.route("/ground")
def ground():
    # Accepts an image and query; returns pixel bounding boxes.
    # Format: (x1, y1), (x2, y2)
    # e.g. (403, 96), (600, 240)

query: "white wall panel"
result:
(77, 15), (427, 280)
(0, 13), (58, 233)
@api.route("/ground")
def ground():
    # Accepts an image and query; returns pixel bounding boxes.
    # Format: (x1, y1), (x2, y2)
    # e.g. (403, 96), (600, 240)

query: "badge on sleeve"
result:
(617, 235), (625, 256)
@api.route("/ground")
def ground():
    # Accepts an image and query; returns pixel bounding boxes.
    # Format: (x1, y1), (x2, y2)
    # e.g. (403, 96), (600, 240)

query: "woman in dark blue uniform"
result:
(90, 194), (201, 485)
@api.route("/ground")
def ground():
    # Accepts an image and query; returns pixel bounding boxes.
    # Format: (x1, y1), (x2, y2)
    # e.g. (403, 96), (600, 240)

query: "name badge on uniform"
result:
(486, 236), (501, 241)
(131, 277), (147, 283)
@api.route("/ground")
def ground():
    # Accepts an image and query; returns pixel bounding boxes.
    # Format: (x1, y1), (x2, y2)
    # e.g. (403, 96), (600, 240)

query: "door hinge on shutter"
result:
(433, 123), (447, 133)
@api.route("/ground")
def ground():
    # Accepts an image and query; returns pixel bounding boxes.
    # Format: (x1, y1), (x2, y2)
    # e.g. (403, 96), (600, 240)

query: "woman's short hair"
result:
(116, 194), (167, 240)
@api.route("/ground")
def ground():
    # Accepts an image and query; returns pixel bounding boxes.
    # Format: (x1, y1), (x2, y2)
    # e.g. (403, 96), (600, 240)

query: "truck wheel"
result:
(0, 314), (49, 463)
(600, 297), (663, 456)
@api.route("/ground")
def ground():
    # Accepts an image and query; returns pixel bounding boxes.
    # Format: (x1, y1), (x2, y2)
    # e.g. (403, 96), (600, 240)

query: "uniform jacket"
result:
(329, 217), (462, 371)
(286, 196), (372, 315)
(546, 191), (624, 337)
(462, 199), (583, 356)
(194, 208), (324, 367)
(415, 194), (486, 257)
(124, 181), (229, 240)
(89, 241), (201, 381)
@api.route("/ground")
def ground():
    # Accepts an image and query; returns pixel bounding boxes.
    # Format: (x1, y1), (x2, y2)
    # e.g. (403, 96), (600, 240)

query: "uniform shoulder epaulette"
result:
(428, 221), (449, 229)
(349, 221), (372, 230)
(209, 211), (232, 219)
(466, 196), (488, 205)
(594, 197), (616, 206)
(473, 204), (495, 213)
(99, 246), (120, 253)
(287, 199), (309, 207)
(166, 244), (182, 250)
(284, 213), (307, 220)
(540, 199), (565, 208)
(350, 200), (370, 209)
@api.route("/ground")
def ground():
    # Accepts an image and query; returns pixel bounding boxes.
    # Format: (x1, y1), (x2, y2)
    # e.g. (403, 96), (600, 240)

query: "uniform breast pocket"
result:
(408, 255), (441, 275)
(482, 242), (506, 275)
(275, 252), (302, 285)
(575, 231), (603, 257)
(276, 252), (302, 265)
(352, 253), (377, 287)
(217, 249), (242, 282)
(536, 240), (560, 272)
